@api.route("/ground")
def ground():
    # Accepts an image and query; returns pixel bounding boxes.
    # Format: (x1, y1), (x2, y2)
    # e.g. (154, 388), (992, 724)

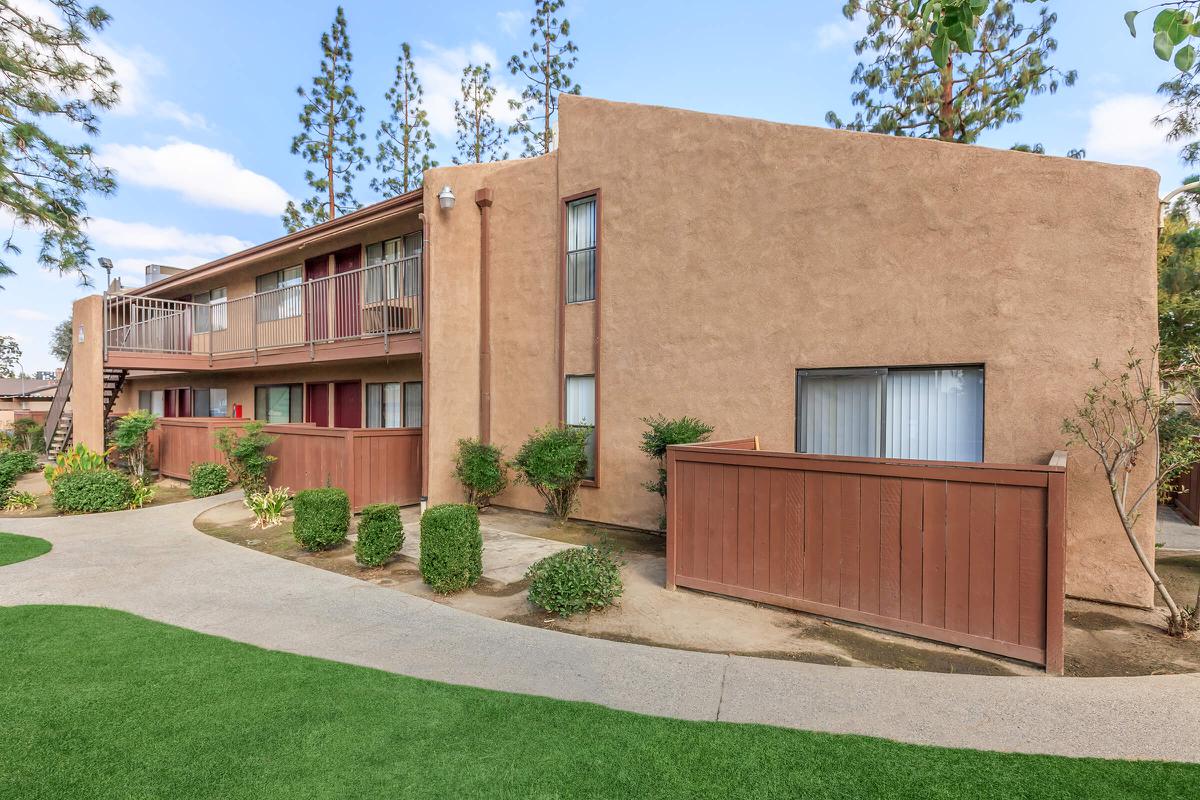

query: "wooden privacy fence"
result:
(666, 439), (1066, 673)
(155, 418), (422, 509)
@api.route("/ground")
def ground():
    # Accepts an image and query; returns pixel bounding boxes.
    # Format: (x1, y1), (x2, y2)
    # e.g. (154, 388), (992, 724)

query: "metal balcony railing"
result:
(103, 255), (421, 359)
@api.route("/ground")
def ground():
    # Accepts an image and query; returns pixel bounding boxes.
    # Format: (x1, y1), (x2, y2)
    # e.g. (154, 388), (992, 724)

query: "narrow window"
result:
(796, 366), (984, 462)
(565, 196), (596, 303)
(403, 381), (422, 428)
(565, 374), (596, 479)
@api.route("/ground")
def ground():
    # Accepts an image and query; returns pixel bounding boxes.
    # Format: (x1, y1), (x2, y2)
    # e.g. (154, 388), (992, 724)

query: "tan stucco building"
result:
(66, 95), (1160, 608)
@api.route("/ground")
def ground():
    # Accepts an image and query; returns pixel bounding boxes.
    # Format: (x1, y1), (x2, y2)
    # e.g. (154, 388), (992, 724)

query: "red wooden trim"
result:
(673, 444), (1064, 474)
(558, 188), (602, 488)
(1044, 466), (1067, 675)
(477, 187), (493, 443)
(675, 574), (1046, 666)
(665, 447), (679, 590)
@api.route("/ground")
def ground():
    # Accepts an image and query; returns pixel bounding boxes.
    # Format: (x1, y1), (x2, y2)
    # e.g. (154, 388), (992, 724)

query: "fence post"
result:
(1044, 464), (1067, 675)
(665, 447), (679, 591)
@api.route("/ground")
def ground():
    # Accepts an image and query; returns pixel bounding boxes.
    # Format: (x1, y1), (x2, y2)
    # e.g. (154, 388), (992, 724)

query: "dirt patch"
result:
(481, 506), (665, 556)
(798, 621), (1019, 675)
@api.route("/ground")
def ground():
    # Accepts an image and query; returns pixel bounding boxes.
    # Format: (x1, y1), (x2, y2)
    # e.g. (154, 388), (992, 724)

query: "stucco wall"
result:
(426, 95), (1160, 607)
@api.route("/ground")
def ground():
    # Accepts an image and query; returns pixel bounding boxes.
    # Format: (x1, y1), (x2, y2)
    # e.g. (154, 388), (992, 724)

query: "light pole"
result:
(98, 257), (113, 290)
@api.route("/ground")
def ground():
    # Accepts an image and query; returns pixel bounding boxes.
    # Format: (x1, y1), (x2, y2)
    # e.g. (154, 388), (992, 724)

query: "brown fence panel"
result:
(666, 443), (1066, 673)
(155, 419), (422, 509)
(1174, 460), (1200, 525)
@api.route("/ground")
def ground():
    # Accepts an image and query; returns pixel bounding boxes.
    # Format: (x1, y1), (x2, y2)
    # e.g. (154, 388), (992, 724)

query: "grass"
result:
(0, 532), (50, 566)
(2, 606), (1196, 799)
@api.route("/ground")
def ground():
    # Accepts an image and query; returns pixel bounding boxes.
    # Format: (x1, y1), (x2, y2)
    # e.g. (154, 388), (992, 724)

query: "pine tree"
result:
(0, 1), (119, 286)
(371, 43), (435, 197)
(454, 64), (509, 164)
(282, 6), (367, 232)
(825, 0), (1075, 143)
(507, 0), (580, 157)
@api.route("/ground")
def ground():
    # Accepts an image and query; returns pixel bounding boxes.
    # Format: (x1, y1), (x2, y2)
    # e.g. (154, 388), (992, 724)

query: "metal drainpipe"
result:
(476, 187), (494, 444)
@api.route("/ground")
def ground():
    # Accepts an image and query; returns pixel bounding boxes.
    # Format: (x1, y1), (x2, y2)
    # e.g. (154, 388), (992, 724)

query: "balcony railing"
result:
(104, 256), (421, 358)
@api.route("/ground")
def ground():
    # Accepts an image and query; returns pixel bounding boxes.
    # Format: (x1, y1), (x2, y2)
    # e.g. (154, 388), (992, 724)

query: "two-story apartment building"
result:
(64, 95), (1159, 610)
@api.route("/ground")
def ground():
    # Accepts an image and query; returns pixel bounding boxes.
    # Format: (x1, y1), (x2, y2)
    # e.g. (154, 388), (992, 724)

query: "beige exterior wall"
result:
(423, 96), (1159, 607)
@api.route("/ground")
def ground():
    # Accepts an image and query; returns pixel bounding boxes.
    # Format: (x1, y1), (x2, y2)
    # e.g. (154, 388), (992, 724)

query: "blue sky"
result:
(0, 0), (1189, 371)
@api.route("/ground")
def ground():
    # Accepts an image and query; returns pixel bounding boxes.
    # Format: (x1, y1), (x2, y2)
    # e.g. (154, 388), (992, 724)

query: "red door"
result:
(305, 255), (330, 342)
(306, 383), (330, 427)
(333, 381), (361, 428)
(334, 246), (361, 339)
(163, 389), (177, 418)
(177, 388), (192, 418)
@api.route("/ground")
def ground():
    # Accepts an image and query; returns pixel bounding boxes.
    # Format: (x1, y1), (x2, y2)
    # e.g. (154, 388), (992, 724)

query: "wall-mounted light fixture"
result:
(438, 185), (456, 210)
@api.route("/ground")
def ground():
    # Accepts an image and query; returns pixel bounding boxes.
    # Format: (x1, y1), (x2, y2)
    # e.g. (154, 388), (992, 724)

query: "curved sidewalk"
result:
(1, 494), (1197, 763)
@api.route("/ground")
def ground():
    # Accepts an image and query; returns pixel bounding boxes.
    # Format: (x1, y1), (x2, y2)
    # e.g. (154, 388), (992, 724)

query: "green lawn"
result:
(2, 606), (1195, 799)
(0, 532), (50, 566)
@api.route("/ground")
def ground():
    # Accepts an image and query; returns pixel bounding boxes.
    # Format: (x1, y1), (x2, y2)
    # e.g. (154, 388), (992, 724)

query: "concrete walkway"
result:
(1157, 504), (1200, 550)
(2, 494), (1198, 763)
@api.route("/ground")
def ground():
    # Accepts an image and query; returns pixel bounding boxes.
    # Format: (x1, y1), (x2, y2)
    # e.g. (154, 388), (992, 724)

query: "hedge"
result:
(293, 487), (350, 551)
(52, 470), (135, 514)
(419, 503), (482, 593)
(354, 504), (404, 567)
(189, 462), (231, 498)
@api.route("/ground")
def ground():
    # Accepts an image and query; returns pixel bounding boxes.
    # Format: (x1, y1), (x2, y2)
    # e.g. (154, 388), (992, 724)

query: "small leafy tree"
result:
(1062, 350), (1200, 636)
(214, 422), (278, 496)
(453, 438), (509, 508)
(11, 418), (43, 452)
(111, 410), (157, 482)
(50, 319), (72, 363)
(639, 415), (714, 530)
(0, 336), (20, 378)
(509, 425), (590, 520)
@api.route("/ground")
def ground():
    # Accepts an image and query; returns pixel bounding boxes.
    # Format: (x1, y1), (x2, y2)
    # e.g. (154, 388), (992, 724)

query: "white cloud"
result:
(497, 10), (524, 37)
(413, 41), (523, 139)
(97, 141), (291, 216)
(1084, 94), (1177, 165)
(10, 308), (51, 321)
(816, 17), (865, 50)
(88, 218), (251, 258)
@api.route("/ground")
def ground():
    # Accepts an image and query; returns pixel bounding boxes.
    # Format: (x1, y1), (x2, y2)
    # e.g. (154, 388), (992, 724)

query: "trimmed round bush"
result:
(453, 438), (508, 508)
(419, 503), (482, 593)
(52, 470), (135, 513)
(293, 487), (350, 551)
(189, 462), (231, 498)
(354, 503), (404, 567)
(526, 544), (623, 616)
(2, 450), (39, 474)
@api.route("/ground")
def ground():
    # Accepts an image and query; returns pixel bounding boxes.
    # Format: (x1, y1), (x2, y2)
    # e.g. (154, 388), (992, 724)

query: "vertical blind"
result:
(566, 197), (596, 303)
(797, 367), (984, 462)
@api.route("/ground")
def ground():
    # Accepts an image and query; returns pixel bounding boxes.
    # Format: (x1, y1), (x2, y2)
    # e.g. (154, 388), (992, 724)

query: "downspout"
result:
(419, 209), (429, 514)
(476, 187), (494, 443)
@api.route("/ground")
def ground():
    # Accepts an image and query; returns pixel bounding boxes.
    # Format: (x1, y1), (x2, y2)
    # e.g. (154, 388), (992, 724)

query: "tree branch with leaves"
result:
(454, 63), (508, 164)
(371, 43), (435, 197)
(507, 0), (580, 157)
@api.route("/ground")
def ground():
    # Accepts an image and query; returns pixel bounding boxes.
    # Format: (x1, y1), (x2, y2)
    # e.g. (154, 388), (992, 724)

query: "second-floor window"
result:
(256, 266), (302, 322)
(566, 196), (597, 303)
(192, 288), (227, 333)
(365, 232), (422, 303)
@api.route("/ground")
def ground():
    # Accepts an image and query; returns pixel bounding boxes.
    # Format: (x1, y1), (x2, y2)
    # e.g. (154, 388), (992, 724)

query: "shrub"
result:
(53, 470), (134, 513)
(355, 503), (404, 567)
(293, 487), (350, 550)
(509, 426), (591, 520)
(1160, 410), (1200, 501)
(526, 543), (624, 616)
(129, 480), (156, 509)
(44, 443), (112, 488)
(419, 503), (482, 593)
(3, 490), (38, 512)
(215, 422), (277, 495)
(639, 415), (714, 530)
(189, 462), (231, 498)
(111, 410), (157, 481)
(11, 418), (44, 452)
(0, 460), (22, 503)
(2, 450), (39, 474)
(245, 486), (291, 529)
(453, 438), (508, 508)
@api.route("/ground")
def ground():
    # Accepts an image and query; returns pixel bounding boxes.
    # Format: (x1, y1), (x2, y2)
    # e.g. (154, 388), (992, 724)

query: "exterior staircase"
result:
(43, 343), (128, 457)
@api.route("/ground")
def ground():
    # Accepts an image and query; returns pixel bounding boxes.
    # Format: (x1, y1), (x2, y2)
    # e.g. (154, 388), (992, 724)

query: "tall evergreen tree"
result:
(371, 43), (435, 197)
(282, 6), (367, 232)
(0, 1), (119, 286)
(454, 64), (508, 164)
(507, 0), (580, 157)
(825, 0), (1075, 143)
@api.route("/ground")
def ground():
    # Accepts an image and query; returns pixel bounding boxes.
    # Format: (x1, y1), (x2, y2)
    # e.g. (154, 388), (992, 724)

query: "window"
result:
(138, 390), (165, 417)
(365, 232), (422, 303)
(565, 196), (596, 303)
(796, 366), (984, 462)
(565, 374), (596, 479)
(254, 384), (303, 423)
(192, 388), (228, 418)
(365, 382), (402, 428)
(193, 287), (228, 333)
(256, 266), (303, 321)
(404, 381), (422, 428)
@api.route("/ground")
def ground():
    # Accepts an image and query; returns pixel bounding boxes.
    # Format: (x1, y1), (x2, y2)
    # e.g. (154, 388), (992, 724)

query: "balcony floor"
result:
(106, 333), (421, 372)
